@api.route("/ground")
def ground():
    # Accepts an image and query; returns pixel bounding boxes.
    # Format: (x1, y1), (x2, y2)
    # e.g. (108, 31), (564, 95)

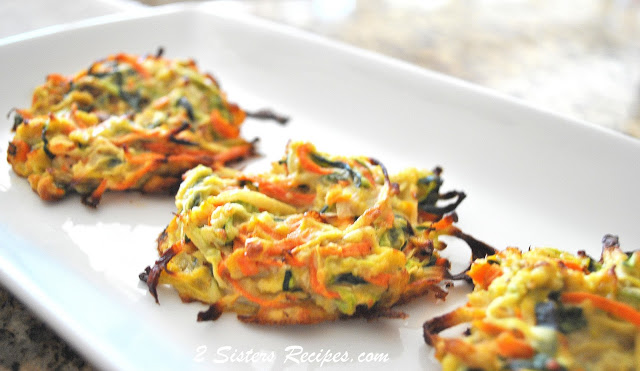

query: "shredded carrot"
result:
(495, 331), (535, 359)
(319, 241), (371, 258)
(110, 53), (150, 79)
(139, 141), (171, 153)
(210, 110), (240, 139)
(213, 144), (253, 165)
(241, 223), (286, 242)
(9, 140), (30, 162)
(229, 279), (290, 308)
(15, 109), (33, 120)
(309, 252), (340, 299)
(124, 150), (164, 165)
(284, 214), (306, 229)
(366, 272), (392, 287)
(277, 229), (313, 253)
(48, 140), (75, 156)
(285, 254), (306, 267)
(270, 235), (303, 251)
(70, 106), (87, 129)
(353, 160), (375, 185)
(72, 69), (88, 82)
(258, 259), (285, 268)
(256, 180), (316, 207)
(235, 254), (260, 276)
(560, 260), (584, 272)
(228, 103), (246, 125)
(46, 73), (69, 85)
(467, 262), (503, 289)
(561, 292), (640, 328)
(296, 143), (333, 175)
(152, 96), (170, 109)
(89, 179), (109, 202)
(473, 320), (508, 336)
(170, 147), (217, 158)
(110, 133), (145, 146)
(382, 208), (395, 227)
(140, 141), (220, 161)
(183, 58), (197, 69)
(432, 213), (456, 231)
(340, 241), (372, 257)
(514, 307), (523, 319)
(111, 161), (159, 190)
(166, 153), (214, 165)
(218, 262), (291, 308)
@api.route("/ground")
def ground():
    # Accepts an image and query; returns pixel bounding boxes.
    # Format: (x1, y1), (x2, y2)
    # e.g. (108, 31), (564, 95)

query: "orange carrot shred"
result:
(560, 260), (584, 272)
(495, 331), (535, 359)
(256, 180), (316, 207)
(110, 53), (150, 79)
(561, 292), (640, 328)
(213, 144), (253, 165)
(467, 262), (502, 289)
(296, 143), (333, 175)
(366, 272), (392, 287)
(309, 252), (340, 299)
(218, 262), (291, 309)
(210, 110), (240, 139)
(9, 140), (30, 162)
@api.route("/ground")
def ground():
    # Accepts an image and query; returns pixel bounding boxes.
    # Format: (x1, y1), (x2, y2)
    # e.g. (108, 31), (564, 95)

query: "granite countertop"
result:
(0, 289), (91, 371)
(1, 0), (640, 370)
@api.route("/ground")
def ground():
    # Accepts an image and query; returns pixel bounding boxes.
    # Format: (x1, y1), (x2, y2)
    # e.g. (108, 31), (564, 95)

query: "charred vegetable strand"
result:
(245, 108), (289, 125)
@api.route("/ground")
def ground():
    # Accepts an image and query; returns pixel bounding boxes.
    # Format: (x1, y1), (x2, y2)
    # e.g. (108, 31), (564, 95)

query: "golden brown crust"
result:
(236, 305), (340, 325)
(396, 276), (449, 306)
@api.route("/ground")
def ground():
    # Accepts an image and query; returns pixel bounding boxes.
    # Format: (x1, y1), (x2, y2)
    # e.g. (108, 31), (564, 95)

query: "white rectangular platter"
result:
(1, 4), (639, 370)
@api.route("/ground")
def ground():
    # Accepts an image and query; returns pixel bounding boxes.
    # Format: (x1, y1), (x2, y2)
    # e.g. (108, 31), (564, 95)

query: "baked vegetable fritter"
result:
(141, 141), (488, 324)
(424, 235), (640, 371)
(7, 51), (256, 206)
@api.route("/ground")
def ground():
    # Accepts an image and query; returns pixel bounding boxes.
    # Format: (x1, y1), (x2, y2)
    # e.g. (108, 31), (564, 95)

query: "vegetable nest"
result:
(424, 235), (640, 371)
(141, 141), (486, 324)
(6, 50), (254, 206)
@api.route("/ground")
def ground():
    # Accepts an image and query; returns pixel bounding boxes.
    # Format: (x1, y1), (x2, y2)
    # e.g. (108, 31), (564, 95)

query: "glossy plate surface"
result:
(1, 4), (639, 370)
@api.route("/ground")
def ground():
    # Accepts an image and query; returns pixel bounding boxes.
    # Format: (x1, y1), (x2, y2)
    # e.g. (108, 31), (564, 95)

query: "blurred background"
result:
(1, 0), (640, 369)
(146, 0), (640, 135)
